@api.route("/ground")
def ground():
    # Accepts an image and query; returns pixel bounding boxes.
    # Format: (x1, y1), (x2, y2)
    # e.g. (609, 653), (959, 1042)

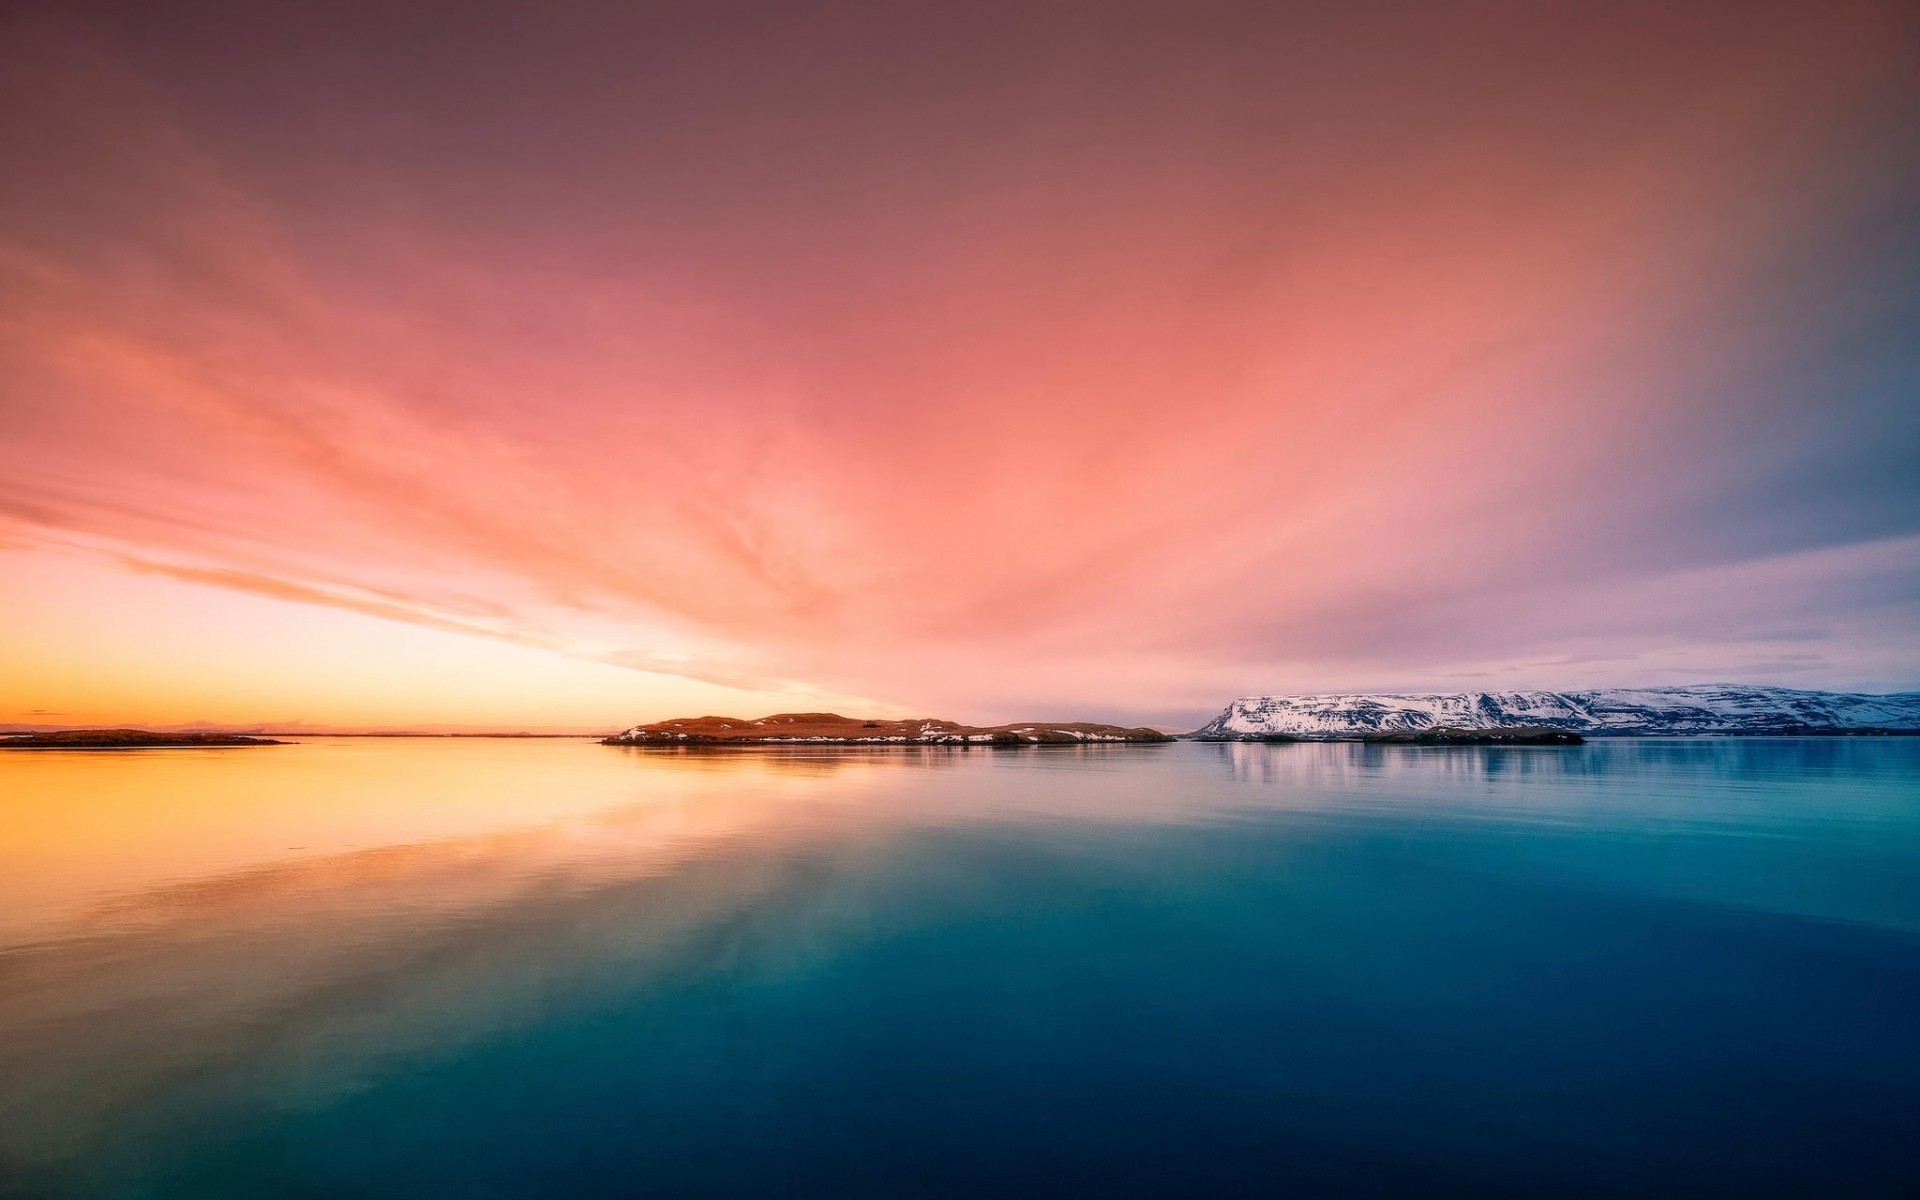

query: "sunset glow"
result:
(4, 0), (1917, 730)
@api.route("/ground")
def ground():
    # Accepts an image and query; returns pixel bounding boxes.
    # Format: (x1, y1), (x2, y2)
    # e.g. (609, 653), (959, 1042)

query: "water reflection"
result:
(603, 743), (956, 776)
(0, 739), (1189, 1170)
(1208, 736), (1914, 787)
(1, 820), (834, 1170)
(2, 737), (1916, 1198)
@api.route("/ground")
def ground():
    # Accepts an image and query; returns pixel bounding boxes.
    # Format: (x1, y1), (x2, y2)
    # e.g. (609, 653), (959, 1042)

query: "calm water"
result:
(2, 738), (1918, 1198)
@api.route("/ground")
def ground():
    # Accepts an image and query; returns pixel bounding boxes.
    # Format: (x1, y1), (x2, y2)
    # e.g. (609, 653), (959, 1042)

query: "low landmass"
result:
(0, 729), (287, 749)
(604, 712), (1172, 747)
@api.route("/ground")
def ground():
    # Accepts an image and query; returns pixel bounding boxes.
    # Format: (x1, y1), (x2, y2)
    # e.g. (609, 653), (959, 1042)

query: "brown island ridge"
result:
(0, 728), (286, 749)
(604, 712), (1171, 747)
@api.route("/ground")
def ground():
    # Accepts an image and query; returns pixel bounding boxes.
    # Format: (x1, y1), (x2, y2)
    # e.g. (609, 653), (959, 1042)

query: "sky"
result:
(2, 0), (1918, 732)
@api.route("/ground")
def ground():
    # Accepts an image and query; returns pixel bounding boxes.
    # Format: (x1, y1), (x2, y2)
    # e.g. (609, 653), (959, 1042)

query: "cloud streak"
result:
(2, 1), (1917, 725)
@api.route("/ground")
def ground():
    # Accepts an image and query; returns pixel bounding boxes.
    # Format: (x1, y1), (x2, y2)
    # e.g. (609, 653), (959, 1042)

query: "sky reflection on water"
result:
(2, 738), (1917, 1198)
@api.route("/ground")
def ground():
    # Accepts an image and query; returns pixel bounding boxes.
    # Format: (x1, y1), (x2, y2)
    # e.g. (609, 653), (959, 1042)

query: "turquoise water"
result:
(2, 738), (1917, 1197)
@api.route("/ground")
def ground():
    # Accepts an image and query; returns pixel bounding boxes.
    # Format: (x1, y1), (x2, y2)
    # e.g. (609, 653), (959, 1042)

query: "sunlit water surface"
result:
(3, 738), (1918, 1198)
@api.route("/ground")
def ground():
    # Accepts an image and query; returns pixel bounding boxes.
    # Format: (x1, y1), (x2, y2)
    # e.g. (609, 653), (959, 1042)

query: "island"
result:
(603, 712), (1172, 747)
(1192, 685), (1920, 739)
(0, 729), (286, 749)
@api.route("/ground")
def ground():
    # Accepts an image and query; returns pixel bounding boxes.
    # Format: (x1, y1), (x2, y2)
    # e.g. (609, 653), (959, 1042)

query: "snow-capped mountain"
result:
(1192, 685), (1920, 739)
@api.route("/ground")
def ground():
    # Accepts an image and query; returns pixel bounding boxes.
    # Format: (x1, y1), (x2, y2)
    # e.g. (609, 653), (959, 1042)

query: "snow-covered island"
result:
(604, 712), (1172, 747)
(1191, 685), (1920, 740)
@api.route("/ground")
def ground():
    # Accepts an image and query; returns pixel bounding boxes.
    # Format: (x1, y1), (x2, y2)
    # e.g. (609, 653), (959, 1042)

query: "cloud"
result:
(1, 3), (1916, 723)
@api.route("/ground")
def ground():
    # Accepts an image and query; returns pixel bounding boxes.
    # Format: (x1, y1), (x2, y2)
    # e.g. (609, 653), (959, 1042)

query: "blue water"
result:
(3, 738), (1918, 1197)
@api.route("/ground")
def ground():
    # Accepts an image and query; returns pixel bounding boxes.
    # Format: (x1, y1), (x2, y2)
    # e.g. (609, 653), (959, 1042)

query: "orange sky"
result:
(3, 1), (1918, 730)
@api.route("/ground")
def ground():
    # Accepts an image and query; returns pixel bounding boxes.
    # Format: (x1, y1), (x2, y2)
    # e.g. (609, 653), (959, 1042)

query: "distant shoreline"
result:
(0, 730), (286, 749)
(259, 732), (600, 739)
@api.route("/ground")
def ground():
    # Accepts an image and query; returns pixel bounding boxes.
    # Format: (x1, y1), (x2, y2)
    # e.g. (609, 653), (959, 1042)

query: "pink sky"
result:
(3, 1), (1918, 730)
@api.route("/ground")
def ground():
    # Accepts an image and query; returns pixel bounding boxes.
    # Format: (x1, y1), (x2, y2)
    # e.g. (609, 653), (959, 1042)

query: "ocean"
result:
(3, 737), (1917, 1197)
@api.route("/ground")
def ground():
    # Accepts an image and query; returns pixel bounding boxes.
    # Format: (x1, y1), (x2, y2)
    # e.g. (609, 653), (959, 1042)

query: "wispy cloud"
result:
(1, 3), (1916, 724)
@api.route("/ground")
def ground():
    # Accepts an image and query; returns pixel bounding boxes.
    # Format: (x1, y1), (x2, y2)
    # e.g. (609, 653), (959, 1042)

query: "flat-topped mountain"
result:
(1193, 685), (1920, 740)
(604, 712), (1171, 746)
